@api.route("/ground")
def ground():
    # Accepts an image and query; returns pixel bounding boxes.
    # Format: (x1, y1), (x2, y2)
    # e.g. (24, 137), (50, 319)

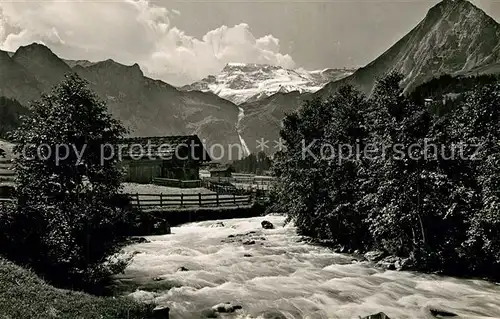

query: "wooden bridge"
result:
(127, 192), (254, 211)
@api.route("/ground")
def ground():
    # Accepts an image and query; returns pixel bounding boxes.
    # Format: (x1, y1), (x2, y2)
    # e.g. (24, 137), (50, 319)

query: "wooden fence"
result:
(128, 192), (253, 210)
(202, 176), (274, 186)
(152, 178), (202, 188)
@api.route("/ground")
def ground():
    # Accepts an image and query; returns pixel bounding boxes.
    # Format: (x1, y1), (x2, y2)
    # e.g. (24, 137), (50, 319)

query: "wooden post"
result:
(160, 193), (163, 207)
(136, 193), (140, 210)
(198, 193), (202, 207)
(233, 193), (236, 205)
(180, 193), (184, 207)
(216, 193), (219, 207)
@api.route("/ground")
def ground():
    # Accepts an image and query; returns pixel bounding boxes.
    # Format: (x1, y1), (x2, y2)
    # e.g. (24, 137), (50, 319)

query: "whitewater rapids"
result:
(116, 215), (500, 319)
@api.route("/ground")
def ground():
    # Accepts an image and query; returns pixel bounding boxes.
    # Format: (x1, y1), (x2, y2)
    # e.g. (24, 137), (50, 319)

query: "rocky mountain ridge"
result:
(317, 0), (500, 98)
(237, 0), (500, 152)
(1, 0), (500, 158)
(0, 43), (242, 161)
(181, 63), (354, 105)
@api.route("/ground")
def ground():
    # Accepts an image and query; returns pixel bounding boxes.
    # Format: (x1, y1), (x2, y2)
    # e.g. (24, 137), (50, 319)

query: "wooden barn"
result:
(119, 135), (211, 184)
(209, 166), (233, 178)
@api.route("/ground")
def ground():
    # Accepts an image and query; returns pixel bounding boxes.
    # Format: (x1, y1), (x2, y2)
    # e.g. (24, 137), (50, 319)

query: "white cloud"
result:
(0, 0), (295, 85)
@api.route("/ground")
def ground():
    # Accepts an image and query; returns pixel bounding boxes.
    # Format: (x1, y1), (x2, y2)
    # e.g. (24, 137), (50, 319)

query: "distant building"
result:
(424, 98), (434, 106)
(209, 166), (233, 178)
(119, 135), (211, 184)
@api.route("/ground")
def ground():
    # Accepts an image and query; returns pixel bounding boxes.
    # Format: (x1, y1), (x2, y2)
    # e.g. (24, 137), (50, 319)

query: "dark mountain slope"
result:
(0, 50), (41, 105)
(12, 43), (73, 93)
(317, 0), (500, 97)
(238, 0), (500, 149)
(0, 44), (241, 160)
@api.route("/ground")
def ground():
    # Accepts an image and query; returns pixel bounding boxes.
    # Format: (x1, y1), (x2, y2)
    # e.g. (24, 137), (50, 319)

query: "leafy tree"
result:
(364, 73), (418, 254)
(321, 85), (371, 248)
(364, 73), (467, 269)
(451, 83), (500, 278)
(269, 85), (371, 249)
(269, 96), (335, 238)
(4, 74), (132, 293)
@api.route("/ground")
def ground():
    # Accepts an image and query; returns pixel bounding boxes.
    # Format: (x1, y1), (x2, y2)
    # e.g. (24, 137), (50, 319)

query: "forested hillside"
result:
(0, 97), (29, 140)
(230, 152), (273, 174)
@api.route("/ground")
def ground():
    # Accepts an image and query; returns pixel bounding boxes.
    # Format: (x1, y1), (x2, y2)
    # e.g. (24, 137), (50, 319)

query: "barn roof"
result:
(209, 165), (233, 172)
(119, 135), (211, 162)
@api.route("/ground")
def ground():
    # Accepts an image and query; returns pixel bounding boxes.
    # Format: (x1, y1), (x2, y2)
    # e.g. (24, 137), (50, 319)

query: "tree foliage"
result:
(1, 74), (133, 293)
(231, 151), (272, 174)
(269, 85), (371, 249)
(269, 72), (500, 279)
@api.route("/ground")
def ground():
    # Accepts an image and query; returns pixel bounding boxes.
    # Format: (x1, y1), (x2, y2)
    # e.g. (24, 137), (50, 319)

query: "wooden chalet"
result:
(119, 135), (211, 184)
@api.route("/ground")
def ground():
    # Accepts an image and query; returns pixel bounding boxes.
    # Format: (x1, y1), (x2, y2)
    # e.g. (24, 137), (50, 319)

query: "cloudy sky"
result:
(0, 0), (499, 85)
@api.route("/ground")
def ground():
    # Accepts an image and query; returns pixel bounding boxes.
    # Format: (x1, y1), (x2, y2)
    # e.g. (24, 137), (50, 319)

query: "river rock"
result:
(376, 256), (412, 271)
(429, 308), (458, 317)
(211, 222), (225, 228)
(396, 257), (413, 270)
(243, 240), (256, 245)
(211, 302), (242, 313)
(244, 254), (252, 257)
(261, 220), (274, 229)
(153, 221), (171, 235)
(201, 309), (218, 318)
(177, 266), (189, 272)
(261, 312), (287, 319)
(360, 312), (391, 319)
(364, 250), (387, 262)
(377, 256), (399, 270)
(130, 237), (150, 244)
(152, 305), (170, 318)
(335, 246), (348, 254)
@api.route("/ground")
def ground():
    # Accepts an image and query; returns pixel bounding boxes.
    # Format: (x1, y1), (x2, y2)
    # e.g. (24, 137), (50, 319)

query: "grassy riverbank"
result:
(0, 257), (155, 319)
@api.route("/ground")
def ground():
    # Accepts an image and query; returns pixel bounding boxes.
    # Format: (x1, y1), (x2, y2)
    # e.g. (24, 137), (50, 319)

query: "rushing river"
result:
(116, 215), (500, 319)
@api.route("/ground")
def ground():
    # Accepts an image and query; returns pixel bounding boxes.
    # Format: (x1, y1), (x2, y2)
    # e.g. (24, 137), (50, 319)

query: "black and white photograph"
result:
(1, 0), (500, 318)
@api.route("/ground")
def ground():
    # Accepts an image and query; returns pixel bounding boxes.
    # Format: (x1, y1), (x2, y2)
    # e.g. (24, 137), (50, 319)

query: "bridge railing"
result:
(126, 192), (253, 210)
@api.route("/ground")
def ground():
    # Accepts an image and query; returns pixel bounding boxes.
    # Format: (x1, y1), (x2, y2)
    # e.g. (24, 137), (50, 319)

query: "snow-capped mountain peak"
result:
(181, 63), (355, 105)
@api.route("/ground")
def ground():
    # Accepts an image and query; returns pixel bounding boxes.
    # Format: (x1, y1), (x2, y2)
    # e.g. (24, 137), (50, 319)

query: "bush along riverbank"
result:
(268, 73), (500, 282)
